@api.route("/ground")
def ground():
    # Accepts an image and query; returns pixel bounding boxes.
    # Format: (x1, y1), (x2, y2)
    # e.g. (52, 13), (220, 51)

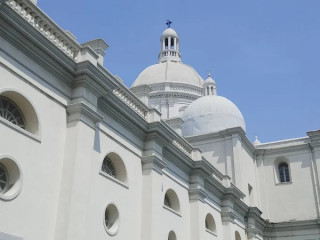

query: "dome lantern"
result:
(158, 22), (181, 63)
(203, 72), (217, 96)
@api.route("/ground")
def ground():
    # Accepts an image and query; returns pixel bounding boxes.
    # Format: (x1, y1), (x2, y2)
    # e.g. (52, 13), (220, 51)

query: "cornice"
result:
(141, 155), (167, 175)
(162, 147), (194, 174)
(192, 160), (215, 177)
(98, 96), (148, 141)
(189, 185), (208, 203)
(204, 177), (225, 200)
(0, 4), (76, 85)
(74, 61), (118, 95)
(255, 143), (310, 157)
(307, 130), (320, 148)
(263, 218), (320, 236)
(4, 0), (81, 60)
(67, 101), (103, 128)
(186, 127), (256, 154)
(224, 184), (246, 200)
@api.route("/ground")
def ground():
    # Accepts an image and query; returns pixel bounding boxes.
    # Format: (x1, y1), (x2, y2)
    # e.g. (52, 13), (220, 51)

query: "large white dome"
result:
(132, 61), (204, 88)
(182, 95), (246, 136)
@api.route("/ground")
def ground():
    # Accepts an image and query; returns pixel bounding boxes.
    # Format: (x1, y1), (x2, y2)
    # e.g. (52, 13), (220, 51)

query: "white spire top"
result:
(203, 72), (217, 96)
(253, 136), (262, 145)
(158, 23), (181, 63)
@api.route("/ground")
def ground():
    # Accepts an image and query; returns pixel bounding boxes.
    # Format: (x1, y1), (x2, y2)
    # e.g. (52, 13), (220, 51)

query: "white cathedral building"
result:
(0, 1), (320, 240)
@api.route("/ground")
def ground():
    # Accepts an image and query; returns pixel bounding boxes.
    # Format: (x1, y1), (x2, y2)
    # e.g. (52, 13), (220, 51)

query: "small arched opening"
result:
(164, 189), (180, 212)
(168, 231), (176, 240)
(0, 91), (39, 135)
(101, 152), (127, 183)
(205, 213), (216, 233)
(235, 231), (241, 240)
(274, 157), (291, 183)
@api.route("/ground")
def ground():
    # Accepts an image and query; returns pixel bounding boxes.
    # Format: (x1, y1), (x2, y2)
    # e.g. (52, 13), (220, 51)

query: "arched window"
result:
(278, 163), (290, 183)
(164, 189), (180, 212)
(235, 231), (241, 240)
(101, 153), (127, 184)
(170, 38), (174, 49)
(0, 96), (25, 129)
(102, 156), (116, 178)
(0, 92), (39, 135)
(165, 38), (169, 49)
(205, 213), (216, 233)
(168, 231), (176, 240)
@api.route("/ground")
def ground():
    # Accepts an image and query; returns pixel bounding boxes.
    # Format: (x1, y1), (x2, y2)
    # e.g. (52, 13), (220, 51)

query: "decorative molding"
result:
(172, 139), (192, 157)
(113, 88), (148, 120)
(246, 207), (264, 238)
(141, 155), (167, 175)
(221, 209), (237, 223)
(189, 184), (208, 202)
(67, 101), (102, 127)
(308, 130), (320, 147)
(98, 96), (148, 141)
(5, 0), (80, 60)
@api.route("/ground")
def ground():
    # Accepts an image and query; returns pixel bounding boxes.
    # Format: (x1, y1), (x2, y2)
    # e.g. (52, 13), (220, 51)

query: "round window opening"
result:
(0, 164), (8, 193)
(104, 203), (120, 236)
(0, 157), (22, 201)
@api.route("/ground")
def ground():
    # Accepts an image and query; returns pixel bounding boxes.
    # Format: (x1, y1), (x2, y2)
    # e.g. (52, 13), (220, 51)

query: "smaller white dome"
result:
(182, 95), (246, 136)
(162, 28), (178, 37)
(204, 74), (216, 85)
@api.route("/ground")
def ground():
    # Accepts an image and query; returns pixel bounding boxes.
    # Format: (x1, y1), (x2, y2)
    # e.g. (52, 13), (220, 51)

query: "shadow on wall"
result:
(94, 123), (101, 153)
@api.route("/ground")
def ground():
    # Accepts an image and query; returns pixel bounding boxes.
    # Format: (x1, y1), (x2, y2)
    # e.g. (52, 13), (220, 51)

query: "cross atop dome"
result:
(166, 20), (172, 28)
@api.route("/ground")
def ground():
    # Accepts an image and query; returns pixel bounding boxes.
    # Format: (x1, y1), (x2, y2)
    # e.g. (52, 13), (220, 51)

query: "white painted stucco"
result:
(0, 1), (320, 240)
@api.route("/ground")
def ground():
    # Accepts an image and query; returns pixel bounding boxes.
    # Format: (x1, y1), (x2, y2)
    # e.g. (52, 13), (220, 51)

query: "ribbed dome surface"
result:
(182, 95), (246, 136)
(132, 61), (204, 87)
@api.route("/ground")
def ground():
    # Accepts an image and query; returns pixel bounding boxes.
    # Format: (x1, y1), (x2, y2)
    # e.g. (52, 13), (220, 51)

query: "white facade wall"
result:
(1, 2), (320, 240)
(257, 150), (318, 222)
(0, 38), (68, 240)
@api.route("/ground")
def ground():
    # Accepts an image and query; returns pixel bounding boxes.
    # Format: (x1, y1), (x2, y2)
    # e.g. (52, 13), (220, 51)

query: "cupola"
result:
(158, 22), (181, 63)
(203, 73), (217, 96)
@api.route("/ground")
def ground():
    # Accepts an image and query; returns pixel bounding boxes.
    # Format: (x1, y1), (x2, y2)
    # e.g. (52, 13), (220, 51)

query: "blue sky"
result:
(38, 0), (320, 143)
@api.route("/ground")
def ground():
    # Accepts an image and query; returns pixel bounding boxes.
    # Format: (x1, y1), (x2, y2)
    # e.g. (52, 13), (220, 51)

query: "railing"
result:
(161, 50), (181, 58)
(150, 84), (165, 91)
(170, 84), (202, 95)
(172, 139), (192, 157)
(113, 88), (148, 120)
(5, 0), (81, 60)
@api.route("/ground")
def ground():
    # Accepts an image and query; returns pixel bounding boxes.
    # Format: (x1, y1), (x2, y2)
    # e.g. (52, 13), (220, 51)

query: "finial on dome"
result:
(253, 136), (261, 146)
(166, 20), (172, 28)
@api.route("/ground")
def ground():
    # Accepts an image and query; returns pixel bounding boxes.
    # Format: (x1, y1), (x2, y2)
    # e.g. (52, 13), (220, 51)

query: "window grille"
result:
(0, 164), (8, 193)
(102, 157), (116, 178)
(0, 96), (25, 129)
